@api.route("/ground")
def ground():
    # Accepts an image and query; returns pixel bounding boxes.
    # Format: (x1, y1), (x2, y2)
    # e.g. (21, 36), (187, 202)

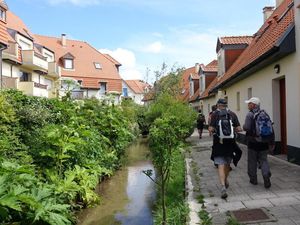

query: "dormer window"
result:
(0, 7), (6, 22)
(94, 62), (102, 69)
(64, 59), (73, 69)
(217, 49), (225, 77)
(62, 53), (75, 70)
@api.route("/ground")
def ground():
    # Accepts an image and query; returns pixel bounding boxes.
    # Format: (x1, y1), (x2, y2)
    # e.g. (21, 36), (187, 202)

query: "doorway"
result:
(279, 78), (287, 154)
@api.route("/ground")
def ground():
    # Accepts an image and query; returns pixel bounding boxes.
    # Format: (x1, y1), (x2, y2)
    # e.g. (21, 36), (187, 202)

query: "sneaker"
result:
(249, 178), (258, 185)
(263, 177), (271, 189)
(221, 187), (228, 199)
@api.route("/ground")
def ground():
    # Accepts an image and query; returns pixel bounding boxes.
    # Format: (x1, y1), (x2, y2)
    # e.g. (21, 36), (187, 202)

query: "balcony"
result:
(48, 62), (61, 78)
(3, 43), (20, 63)
(0, 76), (18, 89)
(18, 81), (48, 98)
(21, 50), (48, 73)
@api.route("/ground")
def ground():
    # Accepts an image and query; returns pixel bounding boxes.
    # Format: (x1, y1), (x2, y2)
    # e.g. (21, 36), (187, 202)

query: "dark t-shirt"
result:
(209, 109), (240, 158)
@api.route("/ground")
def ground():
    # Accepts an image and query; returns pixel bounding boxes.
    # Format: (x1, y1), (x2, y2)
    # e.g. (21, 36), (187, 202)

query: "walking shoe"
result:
(221, 187), (228, 199)
(263, 177), (271, 189)
(249, 178), (258, 185)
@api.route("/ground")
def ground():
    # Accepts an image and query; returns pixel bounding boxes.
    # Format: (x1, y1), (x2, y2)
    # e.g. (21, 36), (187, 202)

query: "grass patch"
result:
(196, 194), (205, 204)
(198, 209), (212, 225)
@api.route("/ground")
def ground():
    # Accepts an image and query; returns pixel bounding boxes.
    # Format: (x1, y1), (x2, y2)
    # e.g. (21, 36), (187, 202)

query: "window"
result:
(19, 40), (31, 50)
(19, 72), (30, 82)
(200, 75), (205, 92)
(123, 87), (128, 97)
(217, 49), (225, 76)
(64, 59), (73, 69)
(77, 80), (82, 85)
(236, 91), (240, 111)
(94, 62), (102, 69)
(248, 87), (252, 99)
(0, 7), (6, 21)
(45, 53), (54, 62)
(189, 80), (194, 96)
(99, 82), (107, 94)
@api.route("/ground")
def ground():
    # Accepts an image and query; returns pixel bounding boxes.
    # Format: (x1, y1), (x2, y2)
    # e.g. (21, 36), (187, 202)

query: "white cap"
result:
(245, 97), (260, 105)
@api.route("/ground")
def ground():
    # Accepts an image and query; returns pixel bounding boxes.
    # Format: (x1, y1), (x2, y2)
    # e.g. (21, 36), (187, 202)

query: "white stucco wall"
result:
(223, 53), (300, 148)
(201, 95), (218, 121)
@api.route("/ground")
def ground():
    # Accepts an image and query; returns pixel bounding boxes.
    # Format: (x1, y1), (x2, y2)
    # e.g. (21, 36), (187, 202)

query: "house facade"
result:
(122, 79), (151, 105)
(35, 34), (122, 102)
(202, 0), (300, 164)
(1, 9), (60, 98)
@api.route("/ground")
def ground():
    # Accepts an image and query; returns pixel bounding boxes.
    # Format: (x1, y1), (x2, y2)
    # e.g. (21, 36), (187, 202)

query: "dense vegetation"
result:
(142, 65), (198, 224)
(0, 90), (137, 225)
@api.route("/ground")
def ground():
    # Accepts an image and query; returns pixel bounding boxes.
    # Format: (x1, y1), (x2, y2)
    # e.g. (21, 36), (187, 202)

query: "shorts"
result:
(214, 156), (232, 165)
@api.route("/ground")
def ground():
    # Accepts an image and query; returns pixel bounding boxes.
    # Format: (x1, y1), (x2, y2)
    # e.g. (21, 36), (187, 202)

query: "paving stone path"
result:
(186, 129), (300, 225)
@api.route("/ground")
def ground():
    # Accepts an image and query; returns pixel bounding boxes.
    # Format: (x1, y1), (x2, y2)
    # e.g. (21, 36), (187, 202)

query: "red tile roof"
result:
(214, 0), (294, 91)
(179, 66), (196, 102)
(124, 80), (151, 94)
(189, 87), (200, 102)
(0, 19), (7, 46)
(201, 59), (218, 72)
(104, 54), (121, 66)
(6, 11), (35, 41)
(6, 11), (46, 57)
(219, 36), (253, 45)
(36, 35), (123, 92)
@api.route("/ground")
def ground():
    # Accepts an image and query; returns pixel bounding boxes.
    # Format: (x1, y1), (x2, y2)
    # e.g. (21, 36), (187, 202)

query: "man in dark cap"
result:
(209, 98), (242, 199)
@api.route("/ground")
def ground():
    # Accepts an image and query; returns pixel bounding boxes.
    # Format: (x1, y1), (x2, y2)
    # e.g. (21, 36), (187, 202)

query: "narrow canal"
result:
(77, 138), (156, 225)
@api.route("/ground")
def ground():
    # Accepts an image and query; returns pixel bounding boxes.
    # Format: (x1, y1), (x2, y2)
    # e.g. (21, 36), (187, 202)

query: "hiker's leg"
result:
(218, 164), (226, 186)
(258, 150), (271, 188)
(248, 148), (258, 183)
(258, 150), (271, 178)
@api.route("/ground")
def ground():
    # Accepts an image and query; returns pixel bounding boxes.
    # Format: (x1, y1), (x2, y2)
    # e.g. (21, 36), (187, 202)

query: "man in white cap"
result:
(243, 97), (274, 188)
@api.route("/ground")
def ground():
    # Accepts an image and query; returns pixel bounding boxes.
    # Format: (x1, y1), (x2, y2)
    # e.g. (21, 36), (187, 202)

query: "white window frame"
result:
(64, 59), (73, 69)
(0, 7), (6, 21)
(248, 87), (252, 99)
(94, 62), (102, 69)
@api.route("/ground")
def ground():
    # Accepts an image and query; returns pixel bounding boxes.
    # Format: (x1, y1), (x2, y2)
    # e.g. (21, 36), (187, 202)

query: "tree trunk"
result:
(161, 170), (167, 225)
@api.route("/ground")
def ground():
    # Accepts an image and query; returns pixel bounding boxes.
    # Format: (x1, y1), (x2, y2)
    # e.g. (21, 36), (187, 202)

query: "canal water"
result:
(77, 138), (156, 225)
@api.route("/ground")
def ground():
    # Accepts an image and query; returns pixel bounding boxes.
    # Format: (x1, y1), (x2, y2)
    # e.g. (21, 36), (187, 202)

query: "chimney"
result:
(61, 34), (66, 47)
(195, 63), (200, 74)
(263, 6), (275, 22)
(276, 0), (284, 8)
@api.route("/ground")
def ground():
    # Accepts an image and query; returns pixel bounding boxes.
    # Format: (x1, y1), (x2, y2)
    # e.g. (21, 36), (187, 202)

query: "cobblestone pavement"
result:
(186, 129), (300, 225)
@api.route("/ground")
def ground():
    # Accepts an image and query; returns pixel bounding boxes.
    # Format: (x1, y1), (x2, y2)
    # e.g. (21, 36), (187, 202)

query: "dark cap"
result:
(217, 98), (227, 105)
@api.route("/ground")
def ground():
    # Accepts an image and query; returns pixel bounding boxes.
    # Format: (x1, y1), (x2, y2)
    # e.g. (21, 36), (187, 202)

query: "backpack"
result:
(253, 110), (274, 142)
(216, 109), (234, 141)
(197, 114), (205, 124)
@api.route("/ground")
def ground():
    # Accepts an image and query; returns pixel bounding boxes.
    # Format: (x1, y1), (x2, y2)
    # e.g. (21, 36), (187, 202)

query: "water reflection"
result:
(77, 138), (155, 225)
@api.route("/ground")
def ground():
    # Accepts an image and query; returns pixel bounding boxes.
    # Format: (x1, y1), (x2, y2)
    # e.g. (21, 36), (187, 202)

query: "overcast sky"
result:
(8, 0), (276, 83)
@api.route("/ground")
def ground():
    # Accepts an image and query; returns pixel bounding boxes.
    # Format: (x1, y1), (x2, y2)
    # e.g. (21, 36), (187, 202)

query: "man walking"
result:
(243, 97), (274, 189)
(196, 110), (206, 139)
(209, 99), (242, 199)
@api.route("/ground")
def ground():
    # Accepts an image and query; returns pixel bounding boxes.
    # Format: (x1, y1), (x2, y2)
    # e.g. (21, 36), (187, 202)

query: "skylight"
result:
(94, 62), (102, 69)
